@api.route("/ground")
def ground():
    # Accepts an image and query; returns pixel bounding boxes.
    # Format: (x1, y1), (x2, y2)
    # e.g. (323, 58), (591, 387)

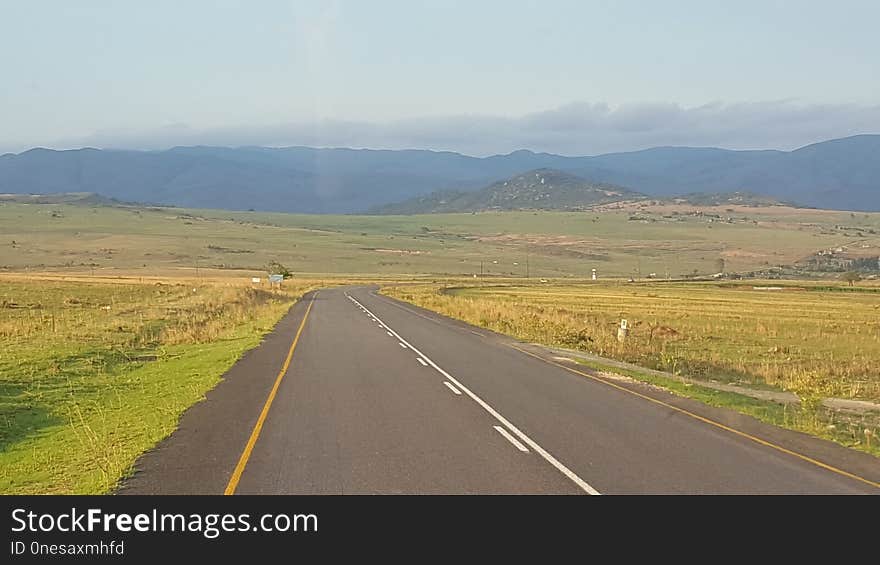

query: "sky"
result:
(1, 0), (879, 156)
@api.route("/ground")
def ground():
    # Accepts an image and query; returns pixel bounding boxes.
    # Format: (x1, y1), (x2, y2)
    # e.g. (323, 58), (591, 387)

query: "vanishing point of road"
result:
(121, 287), (880, 495)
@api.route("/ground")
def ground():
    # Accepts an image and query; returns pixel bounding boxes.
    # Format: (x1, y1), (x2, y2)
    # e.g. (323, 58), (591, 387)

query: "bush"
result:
(266, 260), (292, 279)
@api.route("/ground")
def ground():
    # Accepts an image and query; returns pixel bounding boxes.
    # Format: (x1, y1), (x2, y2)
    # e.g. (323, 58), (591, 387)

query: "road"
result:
(121, 286), (880, 494)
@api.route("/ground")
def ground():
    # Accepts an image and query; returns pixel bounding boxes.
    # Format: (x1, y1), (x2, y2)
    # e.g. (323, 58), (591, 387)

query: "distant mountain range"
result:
(373, 169), (644, 213)
(0, 191), (121, 206)
(0, 134), (878, 213)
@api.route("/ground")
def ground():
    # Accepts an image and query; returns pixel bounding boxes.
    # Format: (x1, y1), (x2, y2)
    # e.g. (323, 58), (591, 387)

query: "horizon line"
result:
(3, 132), (878, 160)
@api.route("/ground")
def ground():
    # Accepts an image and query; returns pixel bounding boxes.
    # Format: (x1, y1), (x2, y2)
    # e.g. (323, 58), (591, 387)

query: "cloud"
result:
(10, 100), (880, 156)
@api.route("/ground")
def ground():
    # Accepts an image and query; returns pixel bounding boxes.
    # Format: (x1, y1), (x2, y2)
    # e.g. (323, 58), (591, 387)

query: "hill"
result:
(574, 135), (880, 210)
(0, 134), (877, 212)
(373, 169), (643, 213)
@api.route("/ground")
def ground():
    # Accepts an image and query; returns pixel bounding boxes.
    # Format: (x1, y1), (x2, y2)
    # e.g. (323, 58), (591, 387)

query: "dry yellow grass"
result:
(384, 280), (880, 402)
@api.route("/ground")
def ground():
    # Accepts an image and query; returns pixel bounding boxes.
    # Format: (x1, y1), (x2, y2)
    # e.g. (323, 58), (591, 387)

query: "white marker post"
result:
(617, 319), (628, 342)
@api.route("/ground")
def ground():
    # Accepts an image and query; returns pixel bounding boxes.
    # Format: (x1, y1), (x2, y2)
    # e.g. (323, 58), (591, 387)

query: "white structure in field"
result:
(591, 268), (597, 280)
(617, 319), (628, 341)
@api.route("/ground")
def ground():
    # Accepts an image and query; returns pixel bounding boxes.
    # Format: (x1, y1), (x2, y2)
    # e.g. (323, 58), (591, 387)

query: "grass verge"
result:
(0, 278), (315, 494)
(572, 357), (879, 458)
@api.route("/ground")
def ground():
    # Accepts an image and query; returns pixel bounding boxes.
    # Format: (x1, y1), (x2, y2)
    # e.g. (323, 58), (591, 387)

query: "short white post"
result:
(617, 319), (628, 342)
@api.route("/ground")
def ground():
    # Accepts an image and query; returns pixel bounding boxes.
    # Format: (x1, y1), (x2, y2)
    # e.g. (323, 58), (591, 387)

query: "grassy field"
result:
(383, 280), (880, 454)
(3, 200), (880, 487)
(384, 280), (880, 400)
(0, 276), (317, 494)
(2, 200), (878, 279)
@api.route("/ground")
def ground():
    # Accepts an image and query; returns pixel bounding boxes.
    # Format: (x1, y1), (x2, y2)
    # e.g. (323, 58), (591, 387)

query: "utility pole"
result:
(526, 252), (530, 279)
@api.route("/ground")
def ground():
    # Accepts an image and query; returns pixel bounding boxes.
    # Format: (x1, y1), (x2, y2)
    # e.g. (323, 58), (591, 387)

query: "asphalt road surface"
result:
(121, 286), (880, 494)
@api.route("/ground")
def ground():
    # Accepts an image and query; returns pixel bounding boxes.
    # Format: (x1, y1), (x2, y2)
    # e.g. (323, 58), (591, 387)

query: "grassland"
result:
(384, 280), (880, 400)
(2, 199), (880, 487)
(0, 276), (316, 494)
(383, 280), (880, 455)
(2, 200), (878, 279)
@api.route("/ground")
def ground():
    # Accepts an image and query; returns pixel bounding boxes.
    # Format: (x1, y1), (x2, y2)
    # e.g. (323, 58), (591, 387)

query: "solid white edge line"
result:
(443, 381), (462, 395)
(347, 293), (600, 495)
(494, 425), (529, 452)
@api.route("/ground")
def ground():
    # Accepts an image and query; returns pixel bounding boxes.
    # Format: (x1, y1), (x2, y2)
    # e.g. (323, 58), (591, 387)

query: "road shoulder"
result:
(117, 291), (318, 495)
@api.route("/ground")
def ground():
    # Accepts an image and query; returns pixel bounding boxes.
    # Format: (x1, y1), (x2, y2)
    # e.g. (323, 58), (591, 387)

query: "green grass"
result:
(2, 200), (878, 278)
(0, 279), (310, 494)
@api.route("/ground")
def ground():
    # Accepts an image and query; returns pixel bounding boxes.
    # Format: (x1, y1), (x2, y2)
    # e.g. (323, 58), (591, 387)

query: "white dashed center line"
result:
(344, 291), (600, 495)
(494, 426), (529, 452)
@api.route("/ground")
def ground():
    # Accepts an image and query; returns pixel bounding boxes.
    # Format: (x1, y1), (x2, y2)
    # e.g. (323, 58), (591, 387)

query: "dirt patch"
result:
(653, 325), (679, 337)
(477, 234), (602, 246)
(363, 248), (429, 255)
(721, 249), (770, 259)
(476, 234), (610, 259)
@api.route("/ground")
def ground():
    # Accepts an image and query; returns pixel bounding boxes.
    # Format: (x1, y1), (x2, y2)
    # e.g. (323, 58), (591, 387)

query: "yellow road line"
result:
(224, 292), (317, 495)
(510, 344), (880, 490)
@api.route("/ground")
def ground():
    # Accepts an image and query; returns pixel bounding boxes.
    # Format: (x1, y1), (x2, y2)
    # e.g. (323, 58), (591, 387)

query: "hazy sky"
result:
(2, 0), (879, 155)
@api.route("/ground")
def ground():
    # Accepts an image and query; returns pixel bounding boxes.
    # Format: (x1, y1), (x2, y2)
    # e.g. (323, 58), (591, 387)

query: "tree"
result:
(715, 257), (725, 273)
(841, 271), (861, 286)
(266, 260), (292, 279)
